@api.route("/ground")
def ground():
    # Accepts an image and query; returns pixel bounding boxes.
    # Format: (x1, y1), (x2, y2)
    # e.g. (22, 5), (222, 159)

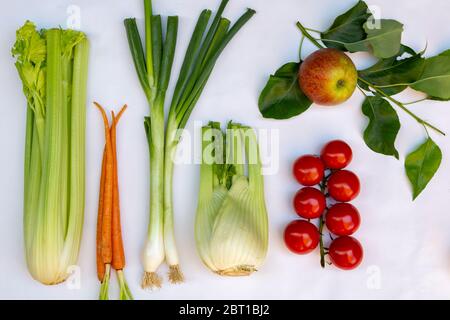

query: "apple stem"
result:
(296, 21), (324, 49)
(304, 27), (322, 34)
(299, 35), (305, 60)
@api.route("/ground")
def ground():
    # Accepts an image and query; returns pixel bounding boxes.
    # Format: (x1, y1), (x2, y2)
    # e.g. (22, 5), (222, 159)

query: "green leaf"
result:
(61, 29), (85, 59)
(428, 96), (450, 102)
(12, 20), (46, 65)
(124, 18), (151, 98)
(358, 45), (416, 73)
(321, 0), (371, 51)
(258, 62), (312, 119)
(361, 95), (400, 158)
(411, 51), (450, 100)
(273, 62), (300, 77)
(405, 138), (442, 200)
(12, 21), (47, 103)
(358, 46), (425, 95)
(437, 49), (450, 57)
(345, 19), (403, 58)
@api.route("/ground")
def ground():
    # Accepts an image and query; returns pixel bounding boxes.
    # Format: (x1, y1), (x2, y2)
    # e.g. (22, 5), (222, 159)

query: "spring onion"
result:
(124, 0), (255, 288)
(196, 122), (269, 276)
(12, 21), (89, 284)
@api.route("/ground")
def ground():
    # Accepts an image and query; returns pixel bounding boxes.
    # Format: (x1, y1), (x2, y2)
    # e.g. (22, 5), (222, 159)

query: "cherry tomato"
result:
(284, 220), (319, 254)
(293, 187), (326, 219)
(293, 155), (324, 186)
(329, 236), (363, 270)
(327, 170), (360, 202)
(321, 140), (353, 169)
(325, 203), (360, 236)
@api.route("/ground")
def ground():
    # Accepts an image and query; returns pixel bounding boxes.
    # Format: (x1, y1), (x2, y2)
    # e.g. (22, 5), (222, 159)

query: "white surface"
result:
(1, 0), (450, 300)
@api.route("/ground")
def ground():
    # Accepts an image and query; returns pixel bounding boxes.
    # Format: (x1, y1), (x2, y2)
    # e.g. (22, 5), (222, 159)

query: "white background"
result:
(1, 0), (450, 300)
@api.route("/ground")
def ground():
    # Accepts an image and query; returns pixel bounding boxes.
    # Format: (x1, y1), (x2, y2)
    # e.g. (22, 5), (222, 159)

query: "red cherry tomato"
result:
(325, 203), (361, 236)
(293, 187), (326, 219)
(327, 170), (360, 202)
(293, 155), (324, 186)
(329, 236), (363, 270)
(284, 220), (319, 255)
(321, 140), (353, 169)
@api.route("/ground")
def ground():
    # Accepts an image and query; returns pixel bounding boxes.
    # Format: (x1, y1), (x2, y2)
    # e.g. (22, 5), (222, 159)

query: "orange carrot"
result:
(96, 149), (107, 281)
(115, 104), (127, 123)
(94, 102), (113, 265)
(111, 105), (127, 270)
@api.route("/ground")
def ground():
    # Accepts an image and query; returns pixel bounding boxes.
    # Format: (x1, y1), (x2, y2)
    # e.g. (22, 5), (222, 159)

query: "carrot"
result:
(96, 149), (107, 281)
(111, 105), (127, 270)
(95, 103), (133, 299)
(94, 102), (113, 265)
(115, 104), (127, 123)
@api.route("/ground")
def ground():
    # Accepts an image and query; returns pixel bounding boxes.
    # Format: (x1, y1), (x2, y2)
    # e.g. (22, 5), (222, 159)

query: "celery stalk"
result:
(61, 37), (89, 267)
(24, 112), (42, 264)
(31, 29), (64, 284)
(60, 53), (72, 237)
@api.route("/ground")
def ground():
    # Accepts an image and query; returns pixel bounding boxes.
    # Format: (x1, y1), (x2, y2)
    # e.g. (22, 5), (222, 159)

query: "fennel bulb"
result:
(196, 122), (269, 276)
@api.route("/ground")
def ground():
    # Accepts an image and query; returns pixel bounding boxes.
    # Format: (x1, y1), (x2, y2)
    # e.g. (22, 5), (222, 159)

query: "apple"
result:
(299, 48), (357, 106)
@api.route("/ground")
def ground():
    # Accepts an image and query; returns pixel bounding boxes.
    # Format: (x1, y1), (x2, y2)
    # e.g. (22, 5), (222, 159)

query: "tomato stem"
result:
(319, 174), (328, 268)
(318, 215), (326, 268)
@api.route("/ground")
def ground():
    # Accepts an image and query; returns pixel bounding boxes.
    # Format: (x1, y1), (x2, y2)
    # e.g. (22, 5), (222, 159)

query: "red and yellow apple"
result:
(299, 48), (357, 106)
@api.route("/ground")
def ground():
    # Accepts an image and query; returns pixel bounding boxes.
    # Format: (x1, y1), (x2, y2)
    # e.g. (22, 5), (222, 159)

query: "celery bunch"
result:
(12, 21), (89, 285)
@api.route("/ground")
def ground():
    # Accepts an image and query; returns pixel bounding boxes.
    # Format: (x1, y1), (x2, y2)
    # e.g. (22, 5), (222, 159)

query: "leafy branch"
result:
(297, 21), (445, 136)
(357, 78), (445, 136)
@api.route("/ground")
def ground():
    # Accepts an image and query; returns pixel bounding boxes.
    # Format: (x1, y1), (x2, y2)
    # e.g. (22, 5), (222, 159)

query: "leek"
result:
(124, 0), (255, 288)
(196, 122), (269, 276)
(12, 21), (89, 285)
(124, 6), (178, 289)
